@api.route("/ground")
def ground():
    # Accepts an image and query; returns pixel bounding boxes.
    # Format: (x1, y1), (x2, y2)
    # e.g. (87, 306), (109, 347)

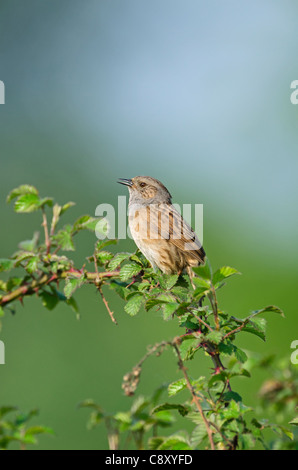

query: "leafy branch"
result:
(0, 184), (295, 450)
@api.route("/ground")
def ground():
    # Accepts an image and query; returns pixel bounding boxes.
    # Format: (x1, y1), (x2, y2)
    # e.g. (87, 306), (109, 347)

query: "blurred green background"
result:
(0, 0), (297, 449)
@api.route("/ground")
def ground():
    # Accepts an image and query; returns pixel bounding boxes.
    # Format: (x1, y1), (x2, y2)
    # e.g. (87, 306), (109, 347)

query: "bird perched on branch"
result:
(118, 176), (205, 284)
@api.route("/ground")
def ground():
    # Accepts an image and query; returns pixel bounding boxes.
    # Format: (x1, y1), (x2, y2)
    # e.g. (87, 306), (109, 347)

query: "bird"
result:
(118, 176), (205, 284)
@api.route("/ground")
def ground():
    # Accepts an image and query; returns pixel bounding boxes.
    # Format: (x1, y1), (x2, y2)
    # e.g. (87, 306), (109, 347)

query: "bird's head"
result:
(118, 176), (172, 204)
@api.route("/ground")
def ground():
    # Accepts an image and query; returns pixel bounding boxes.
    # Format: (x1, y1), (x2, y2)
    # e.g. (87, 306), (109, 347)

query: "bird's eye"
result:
(139, 182), (146, 188)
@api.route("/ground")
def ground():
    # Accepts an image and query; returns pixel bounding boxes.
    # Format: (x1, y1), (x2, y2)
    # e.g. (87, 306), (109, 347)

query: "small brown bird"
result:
(118, 176), (205, 283)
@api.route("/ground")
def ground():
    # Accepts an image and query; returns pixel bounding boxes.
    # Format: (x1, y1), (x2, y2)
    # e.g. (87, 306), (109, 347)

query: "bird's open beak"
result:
(117, 178), (133, 187)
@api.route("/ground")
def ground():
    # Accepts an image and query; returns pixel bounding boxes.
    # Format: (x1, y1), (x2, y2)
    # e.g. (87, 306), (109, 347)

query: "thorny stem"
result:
(0, 270), (120, 308)
(171, 338), (216, 451)
(98, 287), (118, 325)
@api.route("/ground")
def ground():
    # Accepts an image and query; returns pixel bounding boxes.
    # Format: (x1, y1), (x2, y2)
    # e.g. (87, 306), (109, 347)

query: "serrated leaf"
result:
(6, 185), (39, 203)
(205, 330), (224, 344)
(222, 399), (240, 419)
(168, 379), (187, 397)
(124, 294), (144, 316)
(119, 263), (142, 281)
(158, 274), (179, 290)
(14, 193), (41, 213)
(53, 225), (75, 251)
(249, 305), (284, 319)
(212, 266), (241, 286)
(74, 215), (99, 232)
(64, 276), (84, 299)
(95, 251), (114, 264)
(179, 335), (200, 361)
(109, 253), (131, 270)
(163, 302), (180, 320)
(191, 424), (208, 447)
(233, 346), (248, 364)
(26, 256), (39, 274)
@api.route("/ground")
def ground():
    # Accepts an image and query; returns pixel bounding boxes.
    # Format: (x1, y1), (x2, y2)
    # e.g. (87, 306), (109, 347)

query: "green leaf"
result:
(124, 294), (144, 316)
(239, 432), (255, 450)
(0, 259), (15, 272)
(0, 406), (18, 419)
(6, 185), (39, 203)
(158, 274), (179, 290)
(60, 202), (75, 215)
(192, 259), (212, 280)
(222, 399), (240, 420)
(222, 391), (242, 402)
(25, 426), (54, 436)
(18, 232), (39, 252)
(39, 197), (53, 209)
(145, 297), (165, 311)
(190, 419), (208, 447)
(152, 403), (189, 417)
(249, 305), (284, 319)
(95, 251), (114, 264)
(212, 266), (240, 286)
(168, 379), (187, 397)
(289, 417), (298, 426)
(66, 297), (79, 315)
(39, 291), (59, 311)
(74, 215), (99, 232)
(233, 346), (248, 363)
(64, 276), (84, 299)
(53, 225), (75, 251)
(205, 330), (224, 344)
(26, 256), (39, 274)
(179, 335), (200, 361)
(14, 193), (41, 213)
(158, 436), (192, 450)
(119, 263), (142, 281)
(208, 372), (229, 388)
(163, 302), (180, 320)
(109, 253), (131, 270)
(192, 277), (211, 289)
(148, 437), (165, 450)
(109, 281), (129, 300)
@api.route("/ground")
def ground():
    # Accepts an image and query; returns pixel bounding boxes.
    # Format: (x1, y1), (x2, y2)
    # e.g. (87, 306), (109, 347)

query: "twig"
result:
(223, 322), (247, 340)
(98, 287), (118, 325)
(171, 338), (215, 450)
(42, 209), (51, 255)
(209, 285), (219, 330)
(193, 314), (214, 332)
(0, 270), (120, 308)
